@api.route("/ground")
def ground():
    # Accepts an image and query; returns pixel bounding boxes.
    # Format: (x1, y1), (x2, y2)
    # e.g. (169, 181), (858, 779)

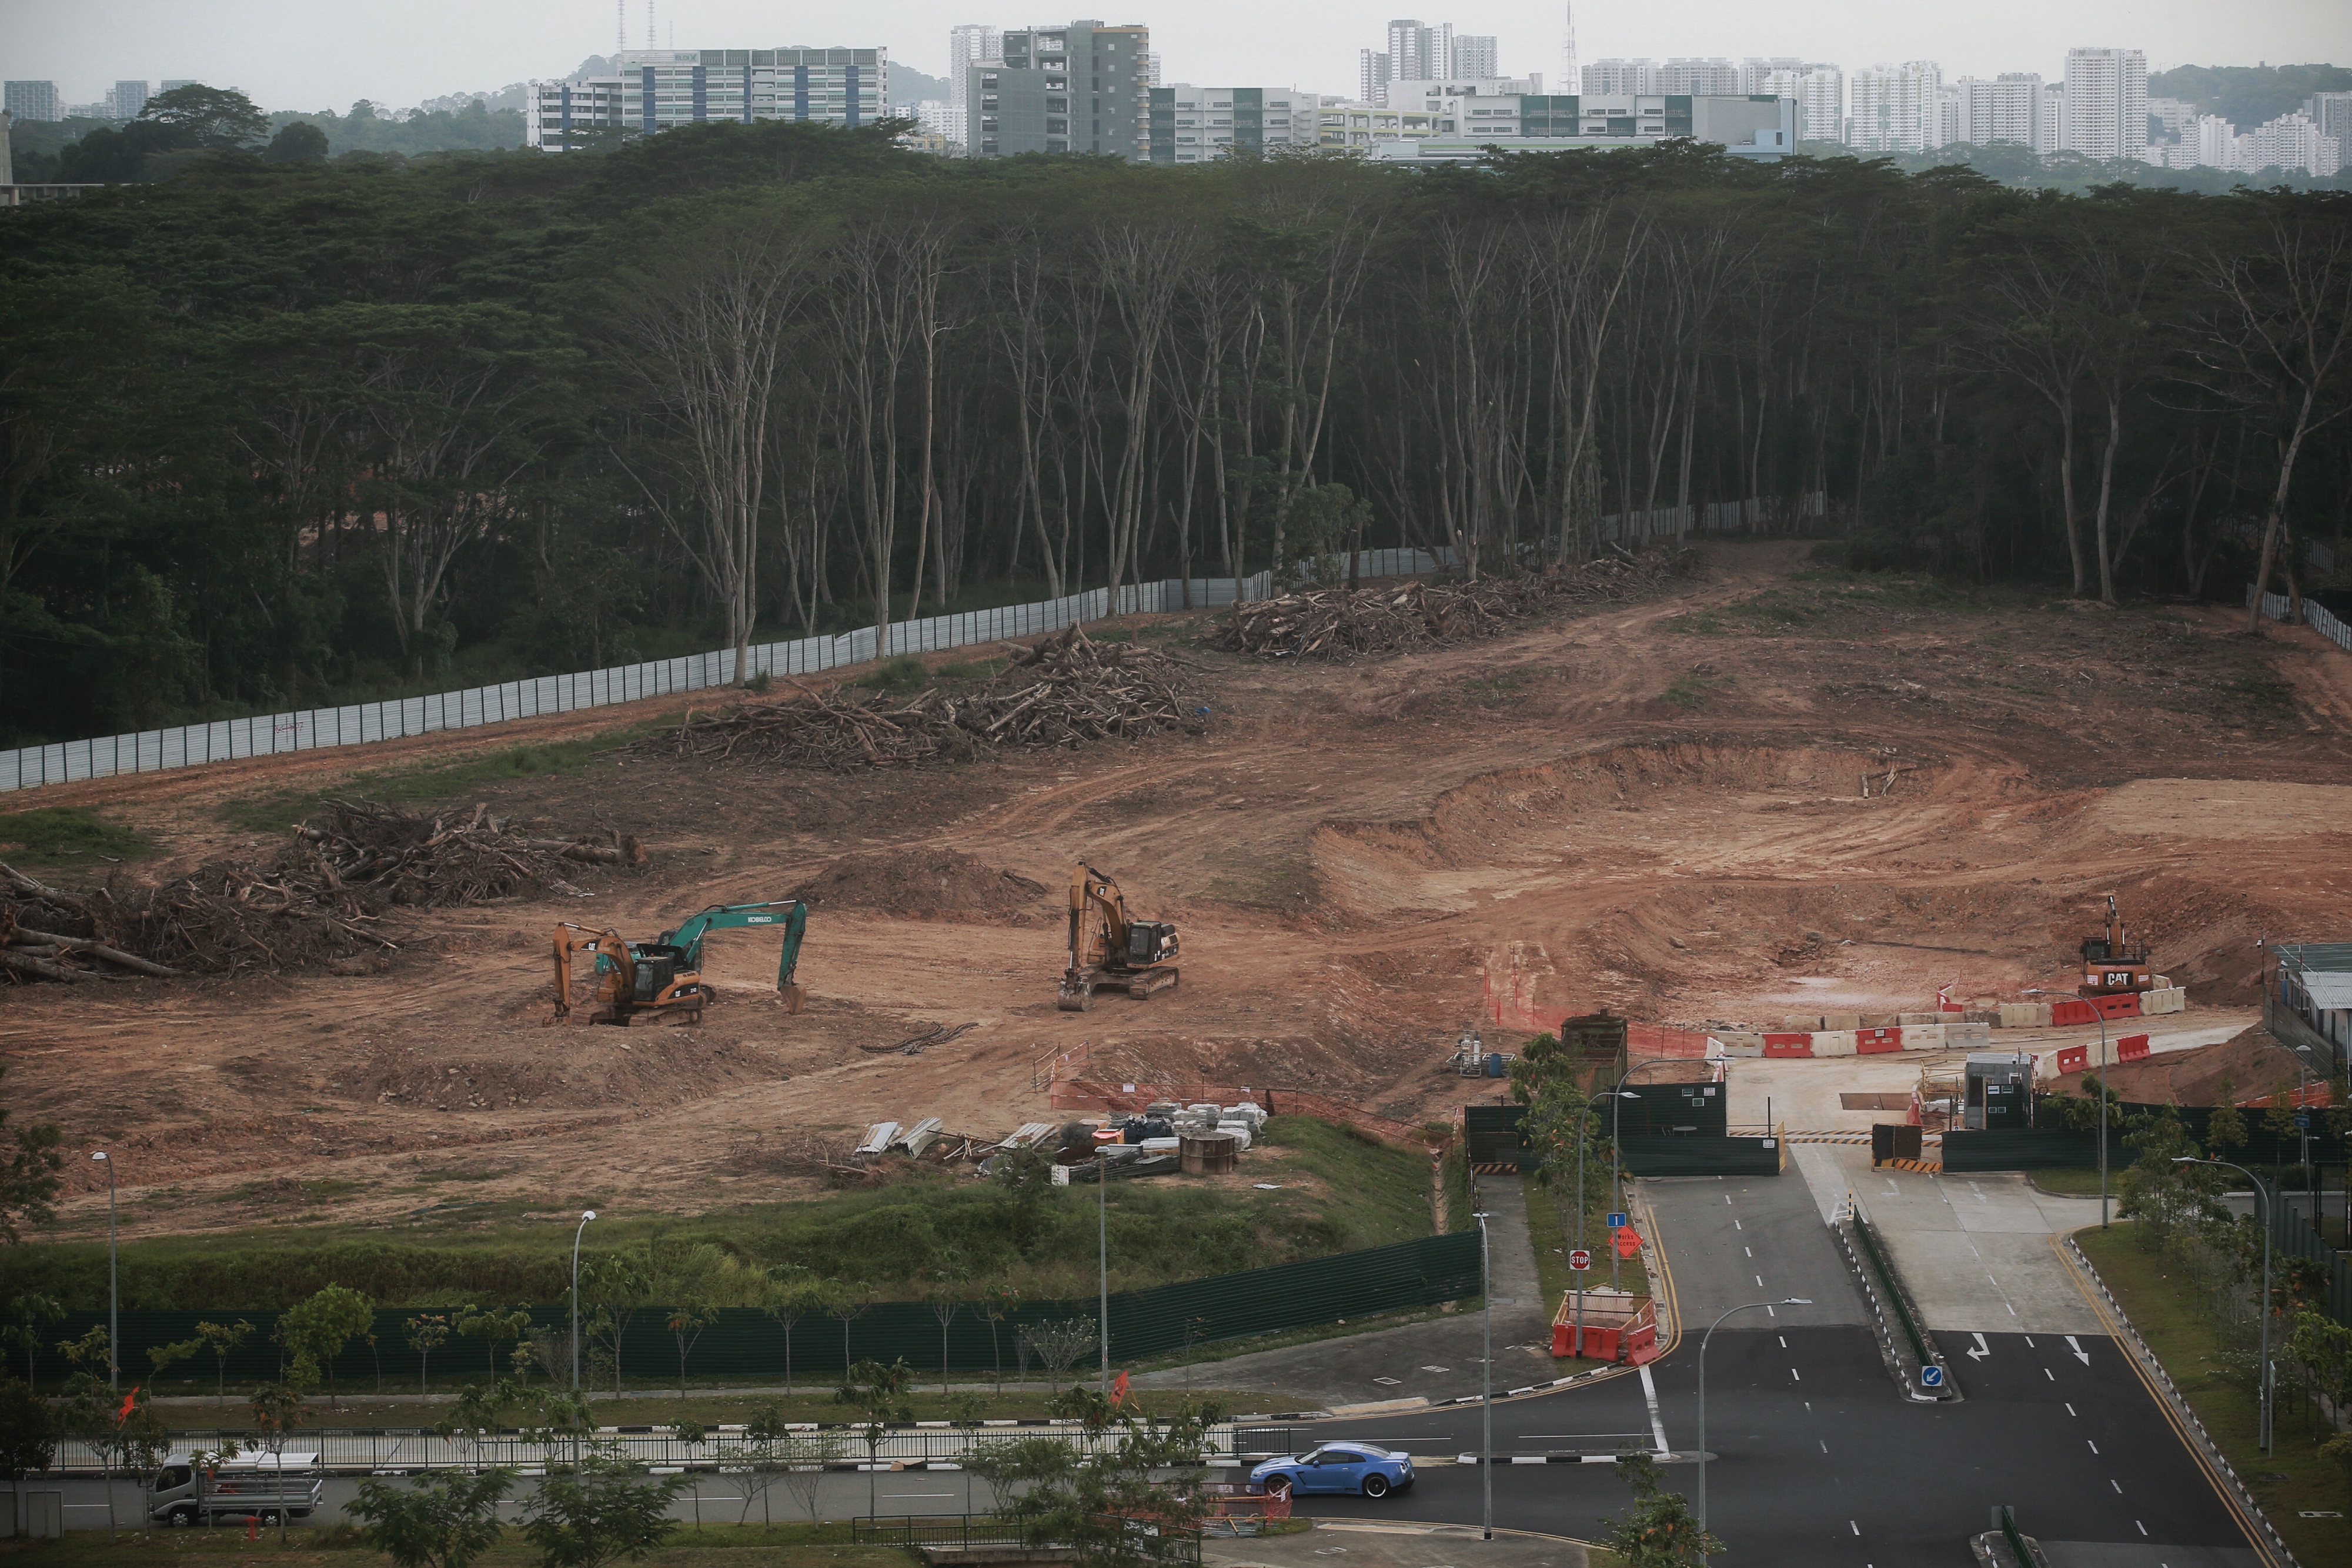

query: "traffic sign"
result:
(1606, 1212), (1628, 1229)
(1921, 1366), (1945, 1388)
(1568, 1249), (1592, 1272)
(2295, 1113), (2312, 1131)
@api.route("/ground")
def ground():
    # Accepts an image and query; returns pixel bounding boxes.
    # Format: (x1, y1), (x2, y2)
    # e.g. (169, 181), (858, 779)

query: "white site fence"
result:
(2248, 582), (2352, 654)
(1, 492), (1818, 795)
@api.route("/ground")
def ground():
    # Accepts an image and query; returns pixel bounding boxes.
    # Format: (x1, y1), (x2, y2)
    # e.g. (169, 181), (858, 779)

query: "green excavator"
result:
(553, 901), (809, 1025)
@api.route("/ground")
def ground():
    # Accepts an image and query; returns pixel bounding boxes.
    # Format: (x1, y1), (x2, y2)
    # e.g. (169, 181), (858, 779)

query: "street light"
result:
(1697, 1299), (1810, 1533)
(2177, 1156), (2274, 1452)
(1472, 1209), (1492, 1541)
(571, 1211), (597, 1392)
(1098, 1142), (1111, 1396)
(2027, 989), (2112, 1228)
(91, 1152), (117, 1393)
(1569, 1089), (1641, 1353)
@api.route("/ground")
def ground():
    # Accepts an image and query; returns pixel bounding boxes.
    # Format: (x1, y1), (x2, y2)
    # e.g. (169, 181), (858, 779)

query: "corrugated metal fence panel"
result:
(1462, 1104), (1527, 1165)
(1618, 1084), (1726, 1136)
(1616, 1135), (1783, 1177)
(26, 1234), (1484, 1389)
(1940, 1131), (2129, 1171)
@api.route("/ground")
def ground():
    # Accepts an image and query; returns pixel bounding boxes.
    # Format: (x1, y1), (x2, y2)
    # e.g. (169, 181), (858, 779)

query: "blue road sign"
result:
(2295, 1112), (2311, 1130)
(1920, 1366), (1945, 1388)
(1606, 1212), (1628, 1228)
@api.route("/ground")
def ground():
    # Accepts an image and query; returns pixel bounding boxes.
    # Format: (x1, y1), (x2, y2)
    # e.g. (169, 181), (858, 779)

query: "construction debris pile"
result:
(0, 804), (646, 984)
(851, 1101), (1271, 1184)
(1216, 550), (1696, 660)
(294, 800), (644, 907)
(646, 626), (1205, 772)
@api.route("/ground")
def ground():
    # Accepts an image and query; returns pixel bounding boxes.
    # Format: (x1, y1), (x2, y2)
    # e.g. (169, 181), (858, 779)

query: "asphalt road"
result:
(1273, 1168), (2264, 1568)
(32, 1169), (2267, 1566)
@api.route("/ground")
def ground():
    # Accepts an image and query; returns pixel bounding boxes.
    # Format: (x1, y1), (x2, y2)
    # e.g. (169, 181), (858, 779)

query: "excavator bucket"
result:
(779, 982), (807, 1015)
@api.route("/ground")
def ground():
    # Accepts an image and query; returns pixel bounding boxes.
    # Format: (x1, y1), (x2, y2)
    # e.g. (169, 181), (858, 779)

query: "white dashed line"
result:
(2136, 1522), (2147, 1537)
(2111, 1480), (2122, 1494)
(2044, 1369), (2054, 1381)
(2065, 1403), (2076, 1417)
(1849, 1522), (1860, 1536)
(2088, 1441), (2099, 1455)
(1790, 1368), (1801, 1382)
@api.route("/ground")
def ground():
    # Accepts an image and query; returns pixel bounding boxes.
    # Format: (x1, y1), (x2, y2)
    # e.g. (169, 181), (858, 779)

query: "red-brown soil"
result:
(7, 543), (2348, 1238)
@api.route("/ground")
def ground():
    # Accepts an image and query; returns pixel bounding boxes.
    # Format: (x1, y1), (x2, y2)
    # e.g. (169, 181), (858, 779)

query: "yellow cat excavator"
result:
(553, 901), (809, 1025)
(1057, 864), (1179, 1011)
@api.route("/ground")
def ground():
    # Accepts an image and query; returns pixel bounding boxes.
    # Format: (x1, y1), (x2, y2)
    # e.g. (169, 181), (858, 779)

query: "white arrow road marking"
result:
(1966, 1333), (1991, 1361)
(2064, 1335), (2091, 1366)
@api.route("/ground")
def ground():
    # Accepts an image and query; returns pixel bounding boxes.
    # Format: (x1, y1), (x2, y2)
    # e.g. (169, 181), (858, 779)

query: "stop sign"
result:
(1568, 1249), (1592, 1271)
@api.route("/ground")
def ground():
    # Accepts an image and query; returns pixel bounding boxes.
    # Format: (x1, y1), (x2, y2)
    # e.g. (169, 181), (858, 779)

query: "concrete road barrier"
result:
(2000, 1002), (2052, 1028)
(2143, 987), (2185, 1015)
(1899, 1024), (1946, 1050)
(1812, 1030), (1859, 1057)
(1942, 1022), (1989, 1049)
(1822, 1012), (1862, 1031)
(1782, 1014), (1824, 1031)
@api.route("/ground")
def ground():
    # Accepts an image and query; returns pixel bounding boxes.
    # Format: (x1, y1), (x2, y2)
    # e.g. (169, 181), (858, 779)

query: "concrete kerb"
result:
(2056, 1234), (2300, 1568)
(1832, 1208), (1961, 1403)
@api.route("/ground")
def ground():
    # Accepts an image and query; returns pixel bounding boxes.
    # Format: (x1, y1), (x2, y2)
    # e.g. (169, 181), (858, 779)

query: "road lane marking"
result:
(1744, 1246), (1752, 1257)
(2112, 1480), (2122, 1493)
(1755, 1275), (1763, 1286)
(1779, 1336), (1788, 1348)
(2023, 1336), (2035, 1348)
(2064, 1335), (2091, 1366)
(2044, 1368), (2053, 1380)
(1819, 1440), (1828, 1453)
(1638, 1364), (1668, 1452)
(2089, 1441), (2099, 1455)
(1733, 1219), (1742, 1229)
(1967, 1335), (1991, 1361)
(2136, 1522), (2147, 1536)
(1850, 1522), (1860, 1536)
(1790, 1368), (1801, 1381)
(2065, 1403), (2076, 1416)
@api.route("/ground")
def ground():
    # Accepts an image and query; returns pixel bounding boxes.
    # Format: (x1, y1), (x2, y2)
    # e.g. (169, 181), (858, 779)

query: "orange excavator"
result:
(2077, 894), (2154, 997)
(553, 901), (809, 1025)
(1055, 864), (1179, 1011)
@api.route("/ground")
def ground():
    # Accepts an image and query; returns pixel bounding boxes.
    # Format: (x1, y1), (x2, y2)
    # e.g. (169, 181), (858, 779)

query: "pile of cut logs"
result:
(1217, 549), (1696, 659)
(650, 625), (1204, 771)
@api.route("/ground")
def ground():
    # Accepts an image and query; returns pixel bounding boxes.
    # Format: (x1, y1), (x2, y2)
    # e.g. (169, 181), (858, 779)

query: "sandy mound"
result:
(786, 850), (1052, 924)
(2052, 1023), (2310, 1106)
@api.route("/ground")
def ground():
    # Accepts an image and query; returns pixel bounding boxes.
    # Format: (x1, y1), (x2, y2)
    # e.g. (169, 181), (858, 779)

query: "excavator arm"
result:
(552, 924), (632, 1020)
(1067, 865), (1127, 973)
(659, 901), (810, 1012)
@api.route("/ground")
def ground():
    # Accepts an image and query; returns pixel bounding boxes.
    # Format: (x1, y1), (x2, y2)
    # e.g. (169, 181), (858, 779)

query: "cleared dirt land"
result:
(7, 543), (2349, 1239)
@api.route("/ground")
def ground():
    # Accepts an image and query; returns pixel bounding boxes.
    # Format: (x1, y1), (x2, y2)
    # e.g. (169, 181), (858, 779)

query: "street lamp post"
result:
(1570, 1089), (1641, 1353)
(1474, 1209), (1492, 1540)
(2177, 1156), (2274, 1452)
(571, 1210), (597, 1392)
(1697, 1299), (1809, 1534)
(1098, 1144), (1111, 1396)
(1607, 1066), (1681, 1290)
(91, 1152), (117, 1393)
(2027, 989), (2111, 1226)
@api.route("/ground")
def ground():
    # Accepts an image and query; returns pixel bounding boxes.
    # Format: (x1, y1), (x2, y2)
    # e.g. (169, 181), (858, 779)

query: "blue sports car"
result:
(1248, 1443), (1415, 1499)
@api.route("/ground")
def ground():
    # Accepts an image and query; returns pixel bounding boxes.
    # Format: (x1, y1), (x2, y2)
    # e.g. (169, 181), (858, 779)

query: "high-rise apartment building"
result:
(108, 81), (151, 119)
(1386, 20), (1453, 83)
(1658, 57), (1740, 95)
(526, 46), (887, 149)
(2305, 91), (2352, 145)
(1451, 35), (1498, 79)
(1740, 61), (1842, 143)
(1384, 75), (1545, 112)
(1582, 58), (1656, 96)
(2147, 96), (2193, 140)
(1360, 49), (1392, 105)
(2060, 46), (2146, 160)
(2039, 81), (2065, 153)
(1847, 61), (1939, 154)
(947, 25), (1003, 144)
(970, 19), (1150, 159)
(1950, 73), (2046, 148)
(4, 82), (61, 122)
(2247, 109), (2340, 176)
(1148, 84), (1326, 162)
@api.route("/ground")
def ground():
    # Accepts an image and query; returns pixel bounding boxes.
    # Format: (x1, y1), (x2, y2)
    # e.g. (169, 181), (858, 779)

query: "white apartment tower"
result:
(1361, 48), (1392, 105)
(1847, 61), (1940, 154)
(948, 24), (1003, 144)
(1452, 35), (1499, 79)
(2060, 46), (2147, 160)
(1658, 58), (1740, 95)
(3, 81), (61, 122)
(1582, 58), (1658, 96)
(1952, 73), (2045, 148)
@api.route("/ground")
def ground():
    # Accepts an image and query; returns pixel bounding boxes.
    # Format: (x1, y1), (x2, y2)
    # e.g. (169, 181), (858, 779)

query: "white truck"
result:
(148, 1451), (325, 1526)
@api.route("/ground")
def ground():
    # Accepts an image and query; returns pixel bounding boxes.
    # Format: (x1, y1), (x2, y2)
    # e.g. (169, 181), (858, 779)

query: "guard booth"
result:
(1965, 1054), (2034, 1131)
(1558, 1011), (1629, 1078)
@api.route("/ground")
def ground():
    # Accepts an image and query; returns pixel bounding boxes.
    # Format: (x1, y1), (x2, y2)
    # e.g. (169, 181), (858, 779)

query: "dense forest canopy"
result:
(1, 116), (2347, 748)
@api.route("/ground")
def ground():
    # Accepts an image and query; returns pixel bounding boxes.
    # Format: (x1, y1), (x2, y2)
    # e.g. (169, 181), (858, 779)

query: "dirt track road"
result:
(7, 544), (2348, 1236)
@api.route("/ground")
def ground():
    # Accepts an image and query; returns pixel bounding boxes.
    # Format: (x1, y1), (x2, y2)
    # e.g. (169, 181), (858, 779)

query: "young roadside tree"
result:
(0, 1376), (56, 1537)
(967, 1397), (1224, 1568)
(836, 1358), (916, 1519)
(1597, 1449), (1722, 1567)
(278, 1284), (373, 1407)
(521, 1455), (687, 1568)
(406, 1314), (451, 1398)
(456, 1306), (534, 1383)
(247, 1380), (308, 1546)
(2, 1293), (64, 1386)
(353, 1470), (513, 1568)
(944, 1391), (989, 1513)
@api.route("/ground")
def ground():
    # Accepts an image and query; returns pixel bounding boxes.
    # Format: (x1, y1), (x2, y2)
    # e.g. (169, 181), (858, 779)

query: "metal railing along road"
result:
(48, 1421), (1249, 1476)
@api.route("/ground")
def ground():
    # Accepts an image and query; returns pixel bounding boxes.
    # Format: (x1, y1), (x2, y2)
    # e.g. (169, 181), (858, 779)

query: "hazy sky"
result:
(8, 0), (2350, 109)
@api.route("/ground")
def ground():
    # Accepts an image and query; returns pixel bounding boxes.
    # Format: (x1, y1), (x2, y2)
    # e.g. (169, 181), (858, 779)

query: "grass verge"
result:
(1521, 1176), (1650, 1369)
(214, 716), (683, 834)
(0, 805), (159, 867)
(2073, 1223), (2352, 1563)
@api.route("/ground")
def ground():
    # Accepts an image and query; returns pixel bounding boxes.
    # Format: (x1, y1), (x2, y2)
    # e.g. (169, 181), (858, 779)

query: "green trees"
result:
(278, 1283), (373, 1404)
(353, 1470), (514, 1568)
(1598, 1450), (1722, 1566)
(521, 1457), (687, 1568)
(967, 1397), (1222, 1568)
(3, 138), (2350, 750)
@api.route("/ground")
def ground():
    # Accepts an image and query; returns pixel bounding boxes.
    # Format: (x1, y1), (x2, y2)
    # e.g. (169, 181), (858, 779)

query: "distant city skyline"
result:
(6, 0), (2349, 113)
